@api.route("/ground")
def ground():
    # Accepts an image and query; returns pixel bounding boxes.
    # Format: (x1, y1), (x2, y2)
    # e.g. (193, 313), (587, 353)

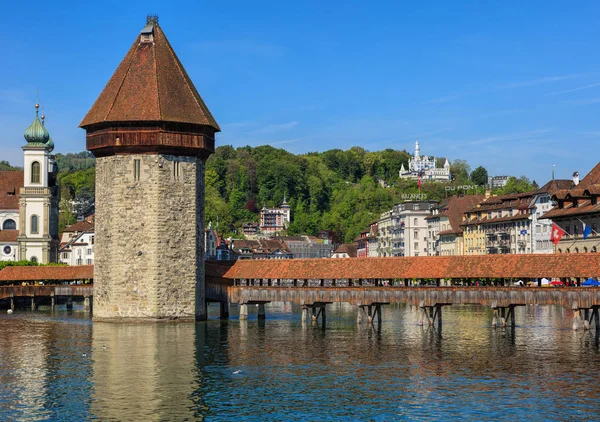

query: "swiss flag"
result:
(550, 223), (565, 245)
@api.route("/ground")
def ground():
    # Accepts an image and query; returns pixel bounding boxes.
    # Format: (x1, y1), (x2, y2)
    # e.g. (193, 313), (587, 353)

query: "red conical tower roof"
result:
(81, 18), (218, 159)
(80, 20), (219, 130)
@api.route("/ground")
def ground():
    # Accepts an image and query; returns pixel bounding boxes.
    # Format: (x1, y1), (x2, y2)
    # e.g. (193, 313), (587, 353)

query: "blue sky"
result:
(2, 0), (600, 184)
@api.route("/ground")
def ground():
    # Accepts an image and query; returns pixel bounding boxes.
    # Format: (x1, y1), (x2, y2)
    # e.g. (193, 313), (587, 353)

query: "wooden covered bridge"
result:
(205, 254), (600, 330)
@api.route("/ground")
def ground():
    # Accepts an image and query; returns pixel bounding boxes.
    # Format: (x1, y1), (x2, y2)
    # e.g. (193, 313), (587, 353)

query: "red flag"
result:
(550, 223), (565, 245)
(418, 175), (421, 189)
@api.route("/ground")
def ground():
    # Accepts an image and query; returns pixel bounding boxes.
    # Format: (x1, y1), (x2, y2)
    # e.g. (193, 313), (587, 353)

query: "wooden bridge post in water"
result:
(30, 296), (36, 311)
(66, 296), (73, 311)
(258, 303), (266, 320)
(220, 301), (229, 319)
(239, 304), (248, 320)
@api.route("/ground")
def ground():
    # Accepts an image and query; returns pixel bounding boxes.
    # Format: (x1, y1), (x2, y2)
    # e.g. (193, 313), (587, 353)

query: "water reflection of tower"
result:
(91, 323), (197, 420)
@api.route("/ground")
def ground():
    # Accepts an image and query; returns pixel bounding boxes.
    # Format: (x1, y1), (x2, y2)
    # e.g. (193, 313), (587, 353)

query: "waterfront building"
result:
(259, 198), (291, 234)
(392, 201), (438, 256)
(376, 210), (393, 257)
(399, 140), (451, 182)
(80, 17), (219, 320)
(230, 239), (292, 259)
(331, 243), (357, 258)
(278, 235), (334, 259)
(542, 164), (600, 253)
(463, 192), (535, 255)
(428, 195), (484, 256)
(367, 222), (379, 257)
(59, 219), (95, 265)
(530, 179), (573, 253)
(355, 228), (370, 258)
(0, 107), (59, 263)
(426, 206), (441, 256)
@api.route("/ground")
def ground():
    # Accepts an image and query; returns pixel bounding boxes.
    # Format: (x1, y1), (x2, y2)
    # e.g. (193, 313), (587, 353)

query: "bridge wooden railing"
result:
(226, 285), (600, 308)
(0, 285), (94, 300)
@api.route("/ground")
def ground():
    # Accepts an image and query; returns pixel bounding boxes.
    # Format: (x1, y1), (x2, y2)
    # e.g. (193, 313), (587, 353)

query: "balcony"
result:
(20, 187), (51, 196)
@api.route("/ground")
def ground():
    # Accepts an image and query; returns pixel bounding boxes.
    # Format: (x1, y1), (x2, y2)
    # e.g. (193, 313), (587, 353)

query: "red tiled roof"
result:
(80, 23), (219, 131)
(541, 201), (600, 219)
(62, 220), (94, 233)
(333, 244), (357, 257)
(535, 179), (573, 196)
(0, 265), (93, 282)
(0, 230), (18, 242)
(443, 195), (485, 234)
(213, 254), (600, 280)
(0, 171), (23, 210)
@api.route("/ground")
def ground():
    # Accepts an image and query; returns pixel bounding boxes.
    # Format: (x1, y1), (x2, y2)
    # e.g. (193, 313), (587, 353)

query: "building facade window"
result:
(31, 215), (39, 234)
(87, 248), (92, 255)
(31, 161), (40, 184)
(2, 219), (16, 230)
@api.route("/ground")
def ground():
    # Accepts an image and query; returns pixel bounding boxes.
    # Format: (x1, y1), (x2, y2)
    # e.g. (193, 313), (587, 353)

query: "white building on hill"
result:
(399, 140), (451, 182)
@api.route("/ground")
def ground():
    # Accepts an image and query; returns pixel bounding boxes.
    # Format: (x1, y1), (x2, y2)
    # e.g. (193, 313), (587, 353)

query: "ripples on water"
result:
(0, 304), (599, 421)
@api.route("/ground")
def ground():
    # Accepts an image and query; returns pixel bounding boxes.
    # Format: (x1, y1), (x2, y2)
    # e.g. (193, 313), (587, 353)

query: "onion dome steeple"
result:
(24, 103), (50, 146)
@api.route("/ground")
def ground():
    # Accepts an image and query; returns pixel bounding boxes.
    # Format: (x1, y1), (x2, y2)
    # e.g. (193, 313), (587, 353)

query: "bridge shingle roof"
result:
(0, 265), (93, 282)
(212, 254), (600, 280)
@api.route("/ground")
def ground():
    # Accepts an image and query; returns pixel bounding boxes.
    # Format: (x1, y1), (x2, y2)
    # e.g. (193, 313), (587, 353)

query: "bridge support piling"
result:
(584, 309), (590, 331)
(357, 306), (365, 324)
(573, 309), (580, 331)
(50, 293), (55, 311)
(239, 304), (248, 320)
(30, 296), (36, 311)
(500, 307), (506, 327)
(66, 296), (73, 311)
(594, 307), (600, 331)
(220, 302), (229, 319)
(84, 296), (91, 313)
(301, 307), (308, 322)
(258, 303), (266, 320)
(492, 308), (499, 328)
(510, 305), (515, 328)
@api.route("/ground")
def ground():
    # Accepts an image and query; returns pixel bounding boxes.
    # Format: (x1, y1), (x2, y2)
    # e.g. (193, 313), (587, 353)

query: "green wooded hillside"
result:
(3, 147), (537, 242)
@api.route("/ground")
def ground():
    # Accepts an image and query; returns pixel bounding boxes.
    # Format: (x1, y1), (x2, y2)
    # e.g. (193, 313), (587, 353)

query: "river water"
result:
(1, 302), (599, 421)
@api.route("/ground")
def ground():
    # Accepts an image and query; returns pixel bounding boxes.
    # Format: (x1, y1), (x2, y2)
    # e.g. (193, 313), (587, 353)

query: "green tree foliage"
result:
(54, 152), (95, 172)
(450, 159), (471, 183)
(470, 166), (488, 186)
(0, 160), (21, 171)
(52, 149), (487, 243)
(498, 176), (537, 194)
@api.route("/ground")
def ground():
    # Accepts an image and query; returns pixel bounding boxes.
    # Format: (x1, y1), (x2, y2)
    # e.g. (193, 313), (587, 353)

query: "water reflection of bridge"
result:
(205, 255), (600, 331)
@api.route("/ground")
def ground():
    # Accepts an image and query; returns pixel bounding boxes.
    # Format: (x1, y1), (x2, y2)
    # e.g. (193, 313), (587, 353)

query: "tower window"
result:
(134, 159), (141, 181)
(173, 161), (181, 181)
(31, 161), (40, 184)
(31, 215), (39, 234)
(2, 219), (16, 230)
(30, 256), (38, 263)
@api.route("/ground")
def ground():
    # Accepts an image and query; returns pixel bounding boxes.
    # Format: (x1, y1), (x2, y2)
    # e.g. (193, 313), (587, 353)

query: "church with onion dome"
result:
(0, 103), (59, 263)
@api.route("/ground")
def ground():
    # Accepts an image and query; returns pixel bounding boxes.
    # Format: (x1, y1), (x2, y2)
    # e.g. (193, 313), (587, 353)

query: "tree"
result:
(500, 176), (536, 194)
(470, 166), (488, 186)
(449, 159), (470, 183)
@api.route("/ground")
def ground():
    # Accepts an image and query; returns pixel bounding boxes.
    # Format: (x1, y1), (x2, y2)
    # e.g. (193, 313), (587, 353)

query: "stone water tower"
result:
(80, 17), (219, 321)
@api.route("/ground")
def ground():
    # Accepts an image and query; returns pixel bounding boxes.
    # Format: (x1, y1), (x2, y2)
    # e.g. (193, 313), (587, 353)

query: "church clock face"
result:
(3, 245), (12, 256)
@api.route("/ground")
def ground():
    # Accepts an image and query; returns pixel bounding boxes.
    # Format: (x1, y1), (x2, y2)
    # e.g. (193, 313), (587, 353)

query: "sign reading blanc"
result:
(401, 193), (428, 200)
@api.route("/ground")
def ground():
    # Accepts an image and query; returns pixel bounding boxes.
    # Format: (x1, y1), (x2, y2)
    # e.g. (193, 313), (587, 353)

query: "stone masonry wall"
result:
(94, 154), (205, 321)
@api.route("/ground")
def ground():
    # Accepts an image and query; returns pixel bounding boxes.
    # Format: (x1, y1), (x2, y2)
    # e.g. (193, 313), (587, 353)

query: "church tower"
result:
(18, 104), (59, 263)
(80, 17), (219, 321)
